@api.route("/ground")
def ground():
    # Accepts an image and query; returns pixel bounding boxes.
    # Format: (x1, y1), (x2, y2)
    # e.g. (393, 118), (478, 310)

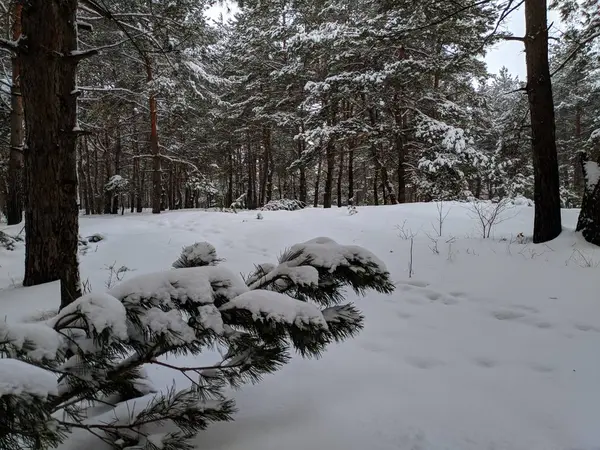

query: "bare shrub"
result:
(466, 199), (515, 239)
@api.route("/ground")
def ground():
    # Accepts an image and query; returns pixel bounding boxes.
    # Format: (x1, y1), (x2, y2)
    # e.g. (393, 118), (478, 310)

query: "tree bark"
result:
(337, 148), (344, 207)
(323, 140), (335, 208)
(111, 126), (122, 214)
(314, 153), (322, 208)
(145, 58), (161, 214)
(6, 3), (24, 225)
(21, 0), (82, 308)
(576, 153), (600, 245)
(348, 142), (354, 203)
(573, 105), (583, 196)
(524, 0), (562, 243)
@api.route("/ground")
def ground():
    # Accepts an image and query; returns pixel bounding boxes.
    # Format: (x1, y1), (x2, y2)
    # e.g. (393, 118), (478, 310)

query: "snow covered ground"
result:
(1, 202), (600, 450)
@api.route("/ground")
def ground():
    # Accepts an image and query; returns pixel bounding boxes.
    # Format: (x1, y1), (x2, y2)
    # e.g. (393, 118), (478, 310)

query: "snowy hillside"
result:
(1, 203), (599, 450)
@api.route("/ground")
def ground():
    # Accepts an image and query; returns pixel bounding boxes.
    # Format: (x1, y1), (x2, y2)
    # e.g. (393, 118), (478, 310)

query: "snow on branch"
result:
(0, 359), (57, 399)
(0, 238), (393, 450)
(220, 290), (328, 330)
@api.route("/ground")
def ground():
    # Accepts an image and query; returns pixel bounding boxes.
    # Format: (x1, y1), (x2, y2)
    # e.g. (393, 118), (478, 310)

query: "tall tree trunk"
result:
(337, 148), (344, 207)
(314, 153), (322, 208)
(137, 158), (145, 213)
(323, 140), (335, 208)
(84, 136), (92, 215)
(297, 135), (307, 203)
(265, 127), (274, 204)
(525, 0), (562, 243)
(145, 58), (161, 214)
(368, 107), (397, 204)
(6, 3), (24, 225)
(103, 134), (112, 214)
(373, 171), (379, 205)
(348, 142), (354, 203)
(77, 142), (88, 215)
(573, 104), (583, 196)
(395, 105), (406, 203)
(226, 145), (234, 207)
(21, 0), (82, 308)
(111, 126), (121, 214)
(576, 154), (600, 244)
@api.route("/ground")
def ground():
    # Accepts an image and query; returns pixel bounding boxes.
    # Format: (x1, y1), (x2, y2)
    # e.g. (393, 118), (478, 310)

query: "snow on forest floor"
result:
(1, 203), (600, 450)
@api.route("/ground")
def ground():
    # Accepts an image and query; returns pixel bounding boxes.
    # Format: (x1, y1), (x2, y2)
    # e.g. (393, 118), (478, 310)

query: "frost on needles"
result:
(0, 238), (394, 450)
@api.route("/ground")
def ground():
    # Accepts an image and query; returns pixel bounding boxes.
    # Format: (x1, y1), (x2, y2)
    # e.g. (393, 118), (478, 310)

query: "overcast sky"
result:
(205, 2), (563, 81)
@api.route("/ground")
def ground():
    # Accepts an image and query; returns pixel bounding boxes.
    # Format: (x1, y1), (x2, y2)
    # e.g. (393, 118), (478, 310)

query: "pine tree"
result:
(0, 238), (394, 449)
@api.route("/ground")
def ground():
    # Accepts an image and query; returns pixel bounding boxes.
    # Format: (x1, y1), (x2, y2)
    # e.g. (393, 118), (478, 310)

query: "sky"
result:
(485, 5), (563, 80)
(205, 2), (563, 81)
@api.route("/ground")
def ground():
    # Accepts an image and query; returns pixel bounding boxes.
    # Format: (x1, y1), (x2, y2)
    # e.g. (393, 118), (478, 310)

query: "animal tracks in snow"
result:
(395, 280), (463, 307)
(394, 279), (566, 336)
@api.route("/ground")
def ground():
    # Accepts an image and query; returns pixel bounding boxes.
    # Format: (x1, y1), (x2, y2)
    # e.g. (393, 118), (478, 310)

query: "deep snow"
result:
(1, 203), (599, 450)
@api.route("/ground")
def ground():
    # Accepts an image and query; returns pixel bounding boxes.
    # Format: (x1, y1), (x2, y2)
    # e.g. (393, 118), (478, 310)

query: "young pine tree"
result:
(0, 237), (394, 449)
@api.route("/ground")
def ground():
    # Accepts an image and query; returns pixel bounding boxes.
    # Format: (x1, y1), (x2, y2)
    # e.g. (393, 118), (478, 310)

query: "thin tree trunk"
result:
(323, 140), (335, 208)
(6, 3), (24, 225)
(525, 0), (562, 243)
(21, 0), (82, 308)
(348, 142), (354, 203)
(264, 126), (274, 204)
(337, 148), (344, 207)
(84, 136), (92, 214)
(314, 153), (322, 208)
(111, 126), (121, 214)
(77, 142), (87, 215)
(573, 104), (583, 196)
(373, 171), (379, 205)
(145, 58), (161, 214)
(576, 153), (600, 245)
(137, 158), (144, 213)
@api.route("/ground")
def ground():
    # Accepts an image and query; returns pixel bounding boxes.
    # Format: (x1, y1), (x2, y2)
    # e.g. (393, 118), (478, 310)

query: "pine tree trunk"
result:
(348, 143), (354, 203)
(314, 153), (322, 208)
(323, 140), (335, 208)
(103, 138), (112, 214)
(396, 111), (406, 203)
(265, 127), (274, 204)
(573, 105), (583, 196)
(337, 148), (344, 207)
(137, 158), (144, 213)
(227, 146), (233, 207)
(145, 59), (161, 214)
(524, 0), (562, 243)
(84, 136), (92, 215)
(111, 127), (121, 214)
(576, 154), (600, 245)
(21, 0), (82, 308)
(77, 142), (88, 215)
(6, 3), (24, 225)
(373, 171), (379, 206)
(297, 137), (307, 203)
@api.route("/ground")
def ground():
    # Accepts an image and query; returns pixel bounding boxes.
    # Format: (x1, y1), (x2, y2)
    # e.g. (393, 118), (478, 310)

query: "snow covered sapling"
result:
(0, 238), (394, 450)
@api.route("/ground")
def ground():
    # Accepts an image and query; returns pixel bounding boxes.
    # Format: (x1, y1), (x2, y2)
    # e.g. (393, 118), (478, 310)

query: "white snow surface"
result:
(221, 290), (328, 329)
(1, 203), (600, 450)
(0, 358), (57, 398)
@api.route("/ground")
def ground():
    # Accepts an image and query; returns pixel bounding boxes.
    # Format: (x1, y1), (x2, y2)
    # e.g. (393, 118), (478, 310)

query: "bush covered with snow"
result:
(0, 230), (21, 251)
(0, 237), (393, 449)
(261, 199), (306, 211)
